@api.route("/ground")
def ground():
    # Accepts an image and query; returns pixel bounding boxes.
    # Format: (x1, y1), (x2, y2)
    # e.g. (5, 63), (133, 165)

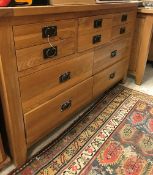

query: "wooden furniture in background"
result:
(0, 3), (137, 166)
(129, 8), (153, 85)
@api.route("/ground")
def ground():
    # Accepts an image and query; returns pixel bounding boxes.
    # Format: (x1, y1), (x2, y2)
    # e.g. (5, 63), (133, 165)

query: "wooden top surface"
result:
(138, 7), (153, 14)
(0, 3), (137, 17)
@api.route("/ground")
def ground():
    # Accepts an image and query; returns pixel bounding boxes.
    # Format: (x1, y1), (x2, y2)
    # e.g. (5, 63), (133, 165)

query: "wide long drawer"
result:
(16, 37), (75, 71)
(20, 52), (94, 113)
(13, 19), (76, 49)
(94, 38), (130, 74)
(93, 59), (128, 97)
(24, 78), (93, 146)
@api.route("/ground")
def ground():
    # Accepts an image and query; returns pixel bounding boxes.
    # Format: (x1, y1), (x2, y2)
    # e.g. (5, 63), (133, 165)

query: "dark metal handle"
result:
(43, 46), (57, 59)
(109, 72), (116, 79)
(94, 19), (102, 28)
(111, 50), (117, 58)
(121, 14), (128, 22)
(61, 100), (72, 112)
(42, 26), (57, 38)
(120, 27), (126, 34)
(93, 35), (101, 44)
(59, 72), (71, 83)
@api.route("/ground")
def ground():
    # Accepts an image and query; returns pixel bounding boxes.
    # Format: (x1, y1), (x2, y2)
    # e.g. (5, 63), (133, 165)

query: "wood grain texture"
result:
(0, 4), (137, 17)
(0, 4), (137, 166)
(135, 15), (153, 85)
(94, 37), (130, 74)
(13, 19), (76, 49)
(0, 23), (27, 166)
(78, 15), (112, 52)
(25, 78), (93, 146)
(16, 37), (75, 71)
(112, 11), (136, 26)
(93, 59), (128, 97)
(19, 52), (93, 113)
(129, 16), (145, 73)
(111, 21), (135, 40)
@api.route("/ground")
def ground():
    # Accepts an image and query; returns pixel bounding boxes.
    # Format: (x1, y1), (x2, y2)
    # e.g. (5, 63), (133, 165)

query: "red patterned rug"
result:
(11, 85), (153, 175)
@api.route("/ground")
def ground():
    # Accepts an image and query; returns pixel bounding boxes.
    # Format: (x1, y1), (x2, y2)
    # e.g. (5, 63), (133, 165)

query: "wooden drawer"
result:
(24, 78), (93, 145)
(78, 15), (112, 52)
(16, 37), (75, 71)
(112, 11), (136, 26)
(94, 38), (130, 74)
(20, 52), (94, 113)
(111, 22), (134, 40)
(13, 19), (76, 49)
(93, 59), (128, 97)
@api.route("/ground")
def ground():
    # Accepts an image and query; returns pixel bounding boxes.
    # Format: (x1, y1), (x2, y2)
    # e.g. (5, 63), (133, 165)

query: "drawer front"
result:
(16, 37), (75, 71)
(111, 22), (134, 40)
(112, 11), (136, 26)
(93, 59), (128, 97)
(78, 14), (112, 33)
(20, 52), (93, 113)
(24, 78), (93, 145)
(94, 38), (130, 74)
(13, 19), (76, 49)
(78, 15), (112, 52)
(78, 28), (111, 52)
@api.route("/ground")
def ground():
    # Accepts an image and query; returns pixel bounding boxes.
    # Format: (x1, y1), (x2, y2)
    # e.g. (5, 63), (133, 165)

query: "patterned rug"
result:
(11, 85), (153, 175)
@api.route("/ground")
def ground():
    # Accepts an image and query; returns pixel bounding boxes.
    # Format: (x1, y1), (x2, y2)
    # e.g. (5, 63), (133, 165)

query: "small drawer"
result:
(16, 37), (75, 71)
(19, 52), (94, 113)
(78, 15), (112, 52)
(78, 28), (111, 52)
(94, 38), (130, 74)
(93, 59), (128, 97)
(24, 78), (93, 146)
(13, 19), (76, 49)
(111, 22), (134, 40)
(112, 11), (136, 26)
(78, 14), (112, 33)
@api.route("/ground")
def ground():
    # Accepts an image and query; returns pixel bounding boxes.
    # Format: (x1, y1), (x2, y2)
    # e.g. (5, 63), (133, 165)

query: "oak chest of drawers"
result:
(0, 4), (137, 166)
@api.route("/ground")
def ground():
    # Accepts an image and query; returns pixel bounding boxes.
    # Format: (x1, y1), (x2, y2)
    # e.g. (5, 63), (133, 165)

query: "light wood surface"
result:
(20, 52), (93, 113)
(129, 8), (153, 85)
(13, 19), (76, 49)
(25, 78), (93, 146)
(93, 59), (128, 97)
(129, 16), (145, 74)
(138, 7), (153, 14)
(0, 4), (137, 166)
(112, 11), (136, 26)
(94, 37), (130, 74)
(16, 38), (75, 71)
(111, 22), (135, 40)
(0, 23), (27, 165)
(0, 3), (137, 17)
